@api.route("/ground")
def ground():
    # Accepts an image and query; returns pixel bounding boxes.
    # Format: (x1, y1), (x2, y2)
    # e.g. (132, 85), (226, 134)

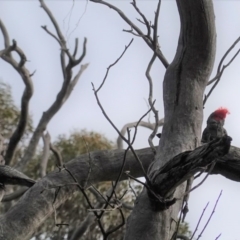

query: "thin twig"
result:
(16, 0), (88, 170)
(215, 233), (222, 240)
(95, 102), (156, 221)
(92, 66), (151, 184)
(190, 202), (209, 240)
(131, 0), (151, 37)
(89, 0), (169, 68)
(145, 53), (159, 154)
(128, 177), (137, 198)
(40, 131), (51, 177)
(196, 191), (222, 240)
(50, 143), (63, 167)
(89, 185), (114, 208)
(208, 36), (240, 85)
(153, 0), (161, 48)
(183, 162), (216, 197)
(81, 137), (94, 189)
(117, 118), (164, 149)
(96, 38), (133, 92)
(204, 36), (240, 105)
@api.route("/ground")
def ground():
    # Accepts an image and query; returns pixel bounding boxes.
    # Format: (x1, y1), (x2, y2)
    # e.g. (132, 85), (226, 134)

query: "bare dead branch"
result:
(216, 36), (240, 76)
(153, 0), (161, 48)
(2, 187), (28, 202)
(39, 0), (65, 44)
(127, 177), (137, 199)
(92, 38), (152, 186)
(0, 165), (35, 188)
(173, 176), (192, 240)
(74, 37), (87, 65)
(94, 105), (158, 227)
(123, 28), (145, 37)
(150, 136), (231, 204)
(131, 0), (151, 37)
(117, 118), (164, 149)
(105, 207), (125, 239)
(40, 131), (51, 178)
(89, 0), (169, 68)
(0, 20), (34, 165)
(196, 191), (222, 240)
(128, 104), (157, 149)
(204, 36), (240, 105)
(190, 202), (209, 240)
(41, 25), (62, 45)
(81, 138), (94, 189)
(63, 165), (99, 214)
(0, 19), (11, 49)
(0, 140), (240, 239)
(96, 38), (133, 93)
(215, 233), (222, 240)
(125, 171), (150, 190)
(50, 143), (63, 167)
(69, 200), (103, 240)
(0, 45), (14, 57)
(183, 163), (215, 197)
(73, 38), (79, 58)
(182, 178), (193, 221)
(16, 0), (88, 170)
(92, 83), (150, 185)
(145, 53), (159, 154)
(65, 63), (89, 99)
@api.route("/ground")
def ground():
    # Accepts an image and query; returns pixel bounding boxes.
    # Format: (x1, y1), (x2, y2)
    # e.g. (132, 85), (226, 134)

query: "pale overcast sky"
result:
(1, 1), (240, 239)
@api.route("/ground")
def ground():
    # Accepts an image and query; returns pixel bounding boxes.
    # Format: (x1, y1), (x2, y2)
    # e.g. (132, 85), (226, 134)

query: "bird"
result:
(201, 107), (230, 143)
(0, 165), (35, 202)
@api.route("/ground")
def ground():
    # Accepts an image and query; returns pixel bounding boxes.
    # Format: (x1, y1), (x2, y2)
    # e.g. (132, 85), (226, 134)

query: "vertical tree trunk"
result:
(124, 1), (216, 239)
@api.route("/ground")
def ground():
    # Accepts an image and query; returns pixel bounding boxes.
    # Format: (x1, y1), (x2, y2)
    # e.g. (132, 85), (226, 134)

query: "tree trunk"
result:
(124, 0), (216, 239)
(0, 141), (238, 239)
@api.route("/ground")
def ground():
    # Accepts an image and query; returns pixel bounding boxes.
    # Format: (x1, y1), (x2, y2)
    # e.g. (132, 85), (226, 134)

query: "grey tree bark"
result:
(124, 0), (216, 239)
(0, 142), (239, 240)
(2, 0), (237, 240)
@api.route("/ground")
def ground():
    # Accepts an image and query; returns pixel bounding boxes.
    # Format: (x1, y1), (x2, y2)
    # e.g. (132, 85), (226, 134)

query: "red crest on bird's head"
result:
(212, 107), (230, 120)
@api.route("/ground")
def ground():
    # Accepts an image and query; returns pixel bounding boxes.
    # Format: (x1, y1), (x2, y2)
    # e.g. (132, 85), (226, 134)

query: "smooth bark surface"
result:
(0, 143), (239, 239)
(125, 0), (216, 239)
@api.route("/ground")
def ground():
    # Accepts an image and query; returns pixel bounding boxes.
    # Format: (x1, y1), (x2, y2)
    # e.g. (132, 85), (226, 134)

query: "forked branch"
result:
(145, 53), (159, 154)
(204, 36), (240, 105)
(89, 0), (169, 68)
(0, 20), (34, 165)
(16, 0), (88, 170)
(117, 118), (164, 149)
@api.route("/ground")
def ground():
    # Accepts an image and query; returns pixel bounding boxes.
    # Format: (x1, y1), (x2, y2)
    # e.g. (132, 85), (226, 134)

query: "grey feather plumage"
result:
(201, 109), (228, 143)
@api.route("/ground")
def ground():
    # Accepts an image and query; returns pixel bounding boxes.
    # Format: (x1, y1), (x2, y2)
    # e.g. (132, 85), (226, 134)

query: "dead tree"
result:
(0, 0), (240, 239)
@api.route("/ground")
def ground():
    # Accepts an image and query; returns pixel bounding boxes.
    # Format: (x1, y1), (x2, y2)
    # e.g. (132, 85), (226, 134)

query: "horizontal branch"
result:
(117, 118), (164, 149)
(150, 136), (231, 198)
(0, 138), (240, 239)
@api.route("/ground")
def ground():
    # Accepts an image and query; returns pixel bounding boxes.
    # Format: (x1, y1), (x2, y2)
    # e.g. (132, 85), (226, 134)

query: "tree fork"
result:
(124, 0), (216, 239)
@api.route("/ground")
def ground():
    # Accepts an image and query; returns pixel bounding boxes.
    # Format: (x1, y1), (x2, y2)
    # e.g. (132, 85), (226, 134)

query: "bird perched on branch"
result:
(201, 107), (230, 143)
(0, 165), (35, 201)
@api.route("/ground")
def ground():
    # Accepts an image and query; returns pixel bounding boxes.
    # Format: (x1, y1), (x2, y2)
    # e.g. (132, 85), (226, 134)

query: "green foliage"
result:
(54, 129), (114, 162)
(178, 221), (192, 238)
